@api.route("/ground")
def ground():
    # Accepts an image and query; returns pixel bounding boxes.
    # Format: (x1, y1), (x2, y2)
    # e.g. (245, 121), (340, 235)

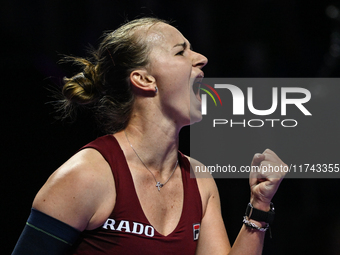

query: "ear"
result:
(130, 69), (156, 92)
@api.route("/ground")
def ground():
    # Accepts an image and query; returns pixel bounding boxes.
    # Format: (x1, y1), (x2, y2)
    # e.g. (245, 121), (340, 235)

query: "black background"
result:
(2, 0), (340, 254)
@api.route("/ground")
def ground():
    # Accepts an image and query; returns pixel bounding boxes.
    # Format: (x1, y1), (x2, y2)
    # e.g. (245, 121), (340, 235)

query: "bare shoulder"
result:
(184, 155), (218, 216)
(33, 148), (115, 231)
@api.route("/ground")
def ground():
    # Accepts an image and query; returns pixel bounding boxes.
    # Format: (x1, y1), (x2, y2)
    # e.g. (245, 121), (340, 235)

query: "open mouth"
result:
(192, 74), (204, 101)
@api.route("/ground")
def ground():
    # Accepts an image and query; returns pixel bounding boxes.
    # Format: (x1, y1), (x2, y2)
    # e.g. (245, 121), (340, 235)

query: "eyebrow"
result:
(173, 42), (193, 50)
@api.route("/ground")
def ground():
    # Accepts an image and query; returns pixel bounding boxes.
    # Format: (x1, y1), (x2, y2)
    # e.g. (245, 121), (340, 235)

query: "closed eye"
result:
(176, 50), (185, 56)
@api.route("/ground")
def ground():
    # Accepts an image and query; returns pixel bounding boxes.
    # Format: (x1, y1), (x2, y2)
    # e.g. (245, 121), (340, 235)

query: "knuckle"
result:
(263, 148), (273, 154)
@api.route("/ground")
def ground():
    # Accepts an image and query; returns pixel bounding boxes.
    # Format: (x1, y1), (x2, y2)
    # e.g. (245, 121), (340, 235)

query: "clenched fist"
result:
(249, 149), (287, 211)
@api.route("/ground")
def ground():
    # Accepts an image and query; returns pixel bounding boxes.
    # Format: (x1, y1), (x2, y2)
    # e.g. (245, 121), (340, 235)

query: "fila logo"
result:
(193, 223), (200, 241)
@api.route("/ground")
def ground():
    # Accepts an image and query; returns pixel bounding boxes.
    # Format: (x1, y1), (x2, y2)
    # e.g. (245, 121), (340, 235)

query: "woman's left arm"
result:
(195, 149), (286, 255)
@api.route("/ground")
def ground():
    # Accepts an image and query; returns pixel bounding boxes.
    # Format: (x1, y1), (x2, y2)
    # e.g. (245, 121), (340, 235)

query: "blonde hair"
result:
(60, 17), (167, 133)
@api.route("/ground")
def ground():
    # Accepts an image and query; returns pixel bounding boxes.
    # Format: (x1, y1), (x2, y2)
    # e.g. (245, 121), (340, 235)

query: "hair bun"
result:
(57, 17), (166, 133)
(63, 73), (96, 105)
(62, 60), (100, 105)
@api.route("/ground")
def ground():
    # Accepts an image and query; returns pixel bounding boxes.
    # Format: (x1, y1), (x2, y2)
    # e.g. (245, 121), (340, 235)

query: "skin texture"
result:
(32, 22), (286, 254)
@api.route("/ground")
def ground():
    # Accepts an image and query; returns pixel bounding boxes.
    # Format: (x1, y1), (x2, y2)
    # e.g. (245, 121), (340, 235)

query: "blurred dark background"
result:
(2, 0), (340, 254)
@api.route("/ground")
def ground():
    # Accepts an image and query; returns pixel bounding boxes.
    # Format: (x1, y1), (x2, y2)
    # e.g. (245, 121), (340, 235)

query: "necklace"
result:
(124, 130), (179, 191)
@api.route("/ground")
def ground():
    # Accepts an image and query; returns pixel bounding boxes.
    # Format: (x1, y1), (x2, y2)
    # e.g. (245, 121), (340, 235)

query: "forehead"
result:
(146, 23), (187, 50)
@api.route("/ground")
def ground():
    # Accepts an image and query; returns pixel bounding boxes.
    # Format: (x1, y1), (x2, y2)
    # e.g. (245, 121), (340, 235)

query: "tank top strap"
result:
(177, 152), (202, 226)
(79, 135), (141, 209)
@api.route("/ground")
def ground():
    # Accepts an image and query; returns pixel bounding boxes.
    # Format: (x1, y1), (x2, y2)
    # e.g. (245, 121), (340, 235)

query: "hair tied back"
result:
(106, 49), (115, 66)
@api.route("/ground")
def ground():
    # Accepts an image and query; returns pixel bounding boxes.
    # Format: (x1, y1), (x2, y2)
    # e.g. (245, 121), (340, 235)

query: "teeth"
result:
(196, 75), (203, 83)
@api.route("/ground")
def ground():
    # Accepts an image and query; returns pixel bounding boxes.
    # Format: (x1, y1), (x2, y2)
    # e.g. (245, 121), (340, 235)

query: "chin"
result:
(189, 112), (203, 125)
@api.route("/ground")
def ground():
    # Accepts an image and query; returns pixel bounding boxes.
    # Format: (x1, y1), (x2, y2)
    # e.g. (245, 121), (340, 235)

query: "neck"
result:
(118, 112), (181, 175)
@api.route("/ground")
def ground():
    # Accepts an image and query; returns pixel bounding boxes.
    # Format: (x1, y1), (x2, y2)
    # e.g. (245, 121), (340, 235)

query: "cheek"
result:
(155, 66), (188, 91)
(149, 56), (192, 90)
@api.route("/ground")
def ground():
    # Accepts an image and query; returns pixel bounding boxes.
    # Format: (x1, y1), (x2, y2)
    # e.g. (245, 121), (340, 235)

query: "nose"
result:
(192, 51), (208, 69)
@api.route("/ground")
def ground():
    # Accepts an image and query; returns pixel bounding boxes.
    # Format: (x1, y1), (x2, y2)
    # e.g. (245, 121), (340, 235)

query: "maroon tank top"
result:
(69, 135), (202, 255)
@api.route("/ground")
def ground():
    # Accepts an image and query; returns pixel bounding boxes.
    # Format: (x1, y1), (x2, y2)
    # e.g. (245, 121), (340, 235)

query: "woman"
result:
(13, 17), (286, 254)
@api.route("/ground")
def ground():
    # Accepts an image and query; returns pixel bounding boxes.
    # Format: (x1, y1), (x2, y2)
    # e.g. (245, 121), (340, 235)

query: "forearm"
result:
(229, 147), (287, 255)
(228, 224), (266, 255)
(228, 201), (271, 255)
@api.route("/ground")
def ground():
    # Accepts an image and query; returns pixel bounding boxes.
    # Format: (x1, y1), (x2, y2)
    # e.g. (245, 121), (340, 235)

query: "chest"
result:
(130, 167), (184, 236)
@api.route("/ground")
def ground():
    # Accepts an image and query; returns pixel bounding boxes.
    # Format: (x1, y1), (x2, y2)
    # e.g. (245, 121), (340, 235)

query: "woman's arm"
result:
(195, 149), (286, 255)
(12, 148), (115, 254)
(32, 148), (115, 231)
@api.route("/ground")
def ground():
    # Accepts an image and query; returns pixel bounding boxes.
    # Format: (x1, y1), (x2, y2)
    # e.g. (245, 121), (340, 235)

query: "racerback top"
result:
(68, 135), (202, 255)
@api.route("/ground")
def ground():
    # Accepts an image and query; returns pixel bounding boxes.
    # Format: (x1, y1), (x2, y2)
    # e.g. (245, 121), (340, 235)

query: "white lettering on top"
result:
(102, 218), (155, 237)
